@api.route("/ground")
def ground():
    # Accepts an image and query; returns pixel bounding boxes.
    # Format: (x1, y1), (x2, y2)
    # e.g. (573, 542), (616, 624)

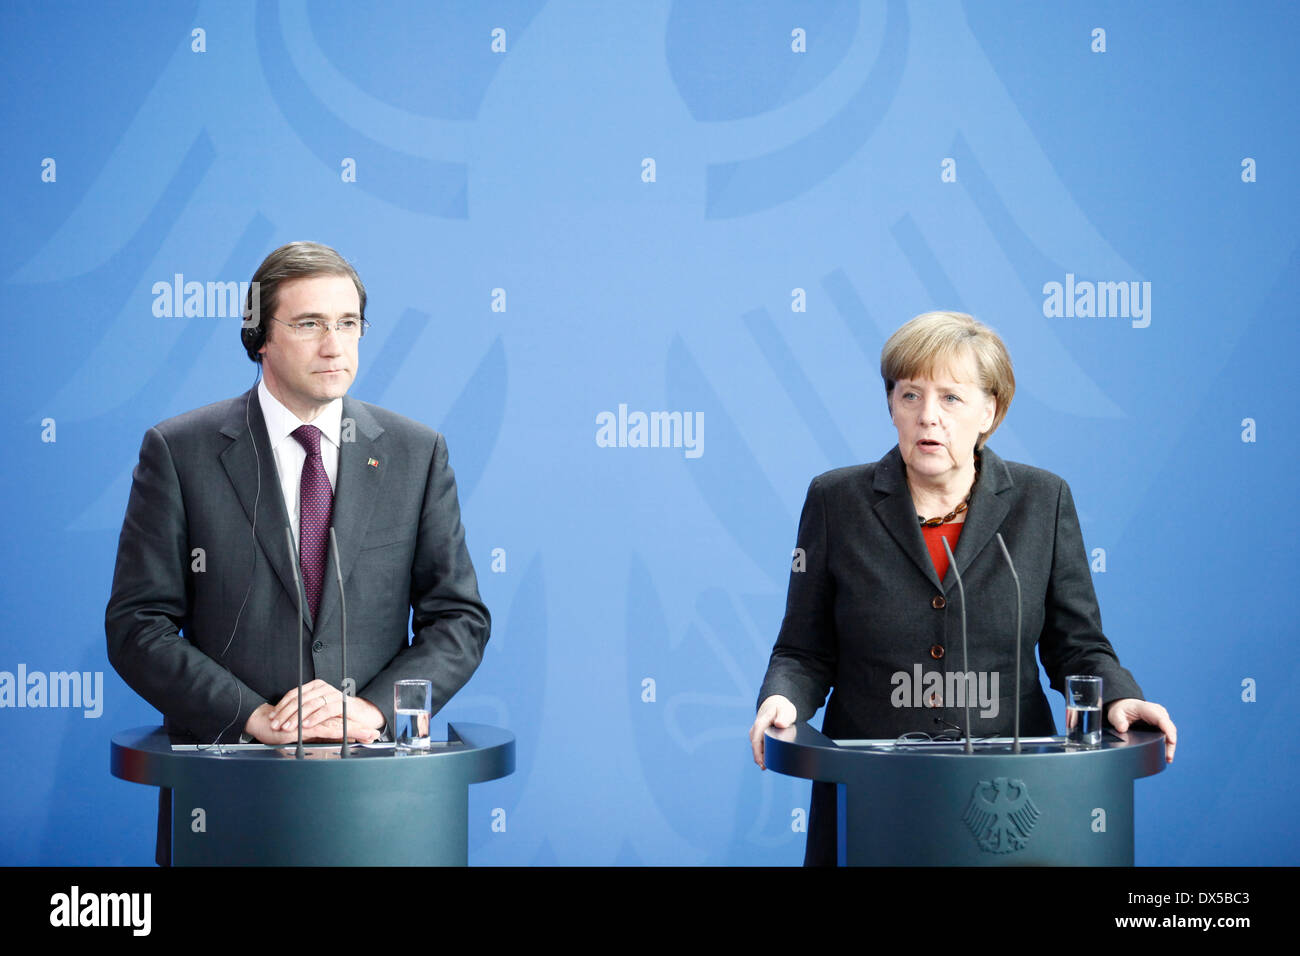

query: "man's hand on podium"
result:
(243, 679), (385, 744)
(749, 695), (797, 770)
(1107, 698), (1177, 763)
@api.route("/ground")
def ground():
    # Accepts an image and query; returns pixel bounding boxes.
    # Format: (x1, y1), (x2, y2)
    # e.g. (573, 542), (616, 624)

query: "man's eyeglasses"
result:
(270, 317), (369, 340)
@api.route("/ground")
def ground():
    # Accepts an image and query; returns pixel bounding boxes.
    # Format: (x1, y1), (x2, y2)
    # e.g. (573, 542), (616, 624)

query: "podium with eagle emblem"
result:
(764, 723), (1166, 865)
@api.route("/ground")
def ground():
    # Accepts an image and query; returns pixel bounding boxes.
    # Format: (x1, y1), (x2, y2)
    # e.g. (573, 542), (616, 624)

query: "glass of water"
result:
(1065, 675), (1103, 748)
(393, 679), (432, 753)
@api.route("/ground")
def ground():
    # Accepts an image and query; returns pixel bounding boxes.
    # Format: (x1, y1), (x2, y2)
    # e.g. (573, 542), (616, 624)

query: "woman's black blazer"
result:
(758, 445), (1144, 863)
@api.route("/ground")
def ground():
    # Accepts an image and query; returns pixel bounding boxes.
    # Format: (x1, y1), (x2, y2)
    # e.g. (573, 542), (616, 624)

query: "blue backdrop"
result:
(2, 0), (1297, 866)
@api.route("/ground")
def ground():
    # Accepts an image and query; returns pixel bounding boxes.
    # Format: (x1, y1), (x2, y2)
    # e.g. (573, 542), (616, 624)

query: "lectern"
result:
(764, 723), (1166, 865)
(111, 723), (514, 865)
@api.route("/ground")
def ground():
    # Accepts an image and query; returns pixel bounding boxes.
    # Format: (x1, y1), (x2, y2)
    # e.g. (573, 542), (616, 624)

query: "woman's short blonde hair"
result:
(880, 311), (1015, 448)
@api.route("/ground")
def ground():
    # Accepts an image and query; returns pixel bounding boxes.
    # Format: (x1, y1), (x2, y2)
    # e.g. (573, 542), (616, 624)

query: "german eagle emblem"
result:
(963, 777), (1040, 854)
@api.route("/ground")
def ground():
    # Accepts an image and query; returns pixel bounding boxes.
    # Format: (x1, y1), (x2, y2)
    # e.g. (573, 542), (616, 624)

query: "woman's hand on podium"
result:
(1106, 698), (1177, 763)
(749, 695), (797, 770)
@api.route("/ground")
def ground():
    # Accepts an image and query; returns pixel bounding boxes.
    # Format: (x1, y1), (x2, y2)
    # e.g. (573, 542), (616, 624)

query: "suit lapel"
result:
(218, 388), (305, 627)
(871, 446), (944, 592)
(312, 397), (386, 640)
(944, 446), (1013, 588)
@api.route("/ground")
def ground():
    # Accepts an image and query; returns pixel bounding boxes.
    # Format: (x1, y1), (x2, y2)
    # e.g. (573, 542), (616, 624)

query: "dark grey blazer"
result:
(105, 388), (490, 745)
(757, 445), (1142, 864)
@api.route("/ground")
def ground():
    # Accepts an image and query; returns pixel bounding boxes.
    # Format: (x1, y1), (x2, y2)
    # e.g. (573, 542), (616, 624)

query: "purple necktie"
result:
(291, 424), (333, 621)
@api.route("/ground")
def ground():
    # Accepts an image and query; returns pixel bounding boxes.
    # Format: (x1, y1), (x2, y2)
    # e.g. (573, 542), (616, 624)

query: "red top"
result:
(922, 521), (964, 582)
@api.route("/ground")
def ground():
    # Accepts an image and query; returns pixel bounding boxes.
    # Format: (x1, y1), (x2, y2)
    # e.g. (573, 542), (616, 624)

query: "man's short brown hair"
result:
(242, 241), (366, 363)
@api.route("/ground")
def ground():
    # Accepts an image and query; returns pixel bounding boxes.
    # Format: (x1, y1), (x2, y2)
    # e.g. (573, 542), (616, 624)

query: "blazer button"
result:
(924, 689), (943, 708)
(930, 644), (945, 660)
(931, 595), (946, 609)
(312, 641), (324, 652)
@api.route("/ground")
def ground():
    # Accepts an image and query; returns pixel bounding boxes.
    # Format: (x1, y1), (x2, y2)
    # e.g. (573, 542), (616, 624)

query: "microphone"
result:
(995, 534), (1023, 753)
(329, 528), (349, 757)
(940, 537), (973, 754)
(285, 526), (305, 760)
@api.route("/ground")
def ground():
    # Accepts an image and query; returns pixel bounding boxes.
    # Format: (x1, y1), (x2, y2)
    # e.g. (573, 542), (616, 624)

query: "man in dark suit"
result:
(106, 243), (489, 855)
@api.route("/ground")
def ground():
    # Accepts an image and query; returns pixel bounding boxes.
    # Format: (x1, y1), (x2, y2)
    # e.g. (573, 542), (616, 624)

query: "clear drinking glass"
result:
(393, 679), (432, 752)
(1065, 675), (1103, 748)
